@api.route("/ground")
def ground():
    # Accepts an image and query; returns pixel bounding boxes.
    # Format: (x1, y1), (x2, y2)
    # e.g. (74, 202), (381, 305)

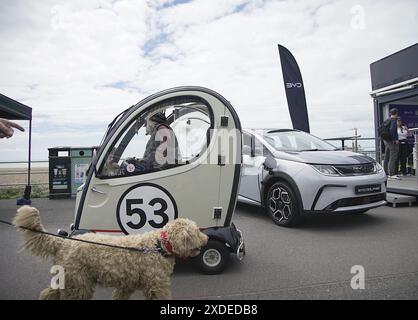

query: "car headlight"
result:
(374, 161), (383, 173)
(311, 164), (341, 176)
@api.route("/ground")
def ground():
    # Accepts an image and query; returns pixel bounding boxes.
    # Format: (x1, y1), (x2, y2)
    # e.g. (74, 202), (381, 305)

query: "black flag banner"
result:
(277, 44), (310, 133)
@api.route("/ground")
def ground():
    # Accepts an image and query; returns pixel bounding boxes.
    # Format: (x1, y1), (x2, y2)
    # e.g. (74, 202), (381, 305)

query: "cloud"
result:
(0, 0), (417, 161)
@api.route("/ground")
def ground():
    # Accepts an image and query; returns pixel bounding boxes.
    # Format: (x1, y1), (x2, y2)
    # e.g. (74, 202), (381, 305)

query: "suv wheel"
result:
(266, 181), (301, 227)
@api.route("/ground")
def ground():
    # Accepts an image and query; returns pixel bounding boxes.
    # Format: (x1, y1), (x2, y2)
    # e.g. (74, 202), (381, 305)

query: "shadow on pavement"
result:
(235, 202), (387, 232)
(235, 202), (270, 221)
(298, 212), (386, 231)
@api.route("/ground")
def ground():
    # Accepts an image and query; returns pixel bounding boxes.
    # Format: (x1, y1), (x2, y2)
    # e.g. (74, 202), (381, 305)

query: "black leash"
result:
(0, 219), (163, 255)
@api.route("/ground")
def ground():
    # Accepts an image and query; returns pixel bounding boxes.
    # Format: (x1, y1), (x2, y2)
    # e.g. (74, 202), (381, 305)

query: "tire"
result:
(266, 181), (301, 227)
(193, 240), (230, 275)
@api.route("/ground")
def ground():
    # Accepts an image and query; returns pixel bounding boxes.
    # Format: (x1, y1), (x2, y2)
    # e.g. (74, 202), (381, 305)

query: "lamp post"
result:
(351, 128), (358, 152)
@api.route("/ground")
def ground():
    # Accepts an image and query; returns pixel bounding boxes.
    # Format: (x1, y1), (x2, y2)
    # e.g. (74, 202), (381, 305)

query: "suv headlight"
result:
(311, 164), (341, 176)
(374, 161), (383, 173)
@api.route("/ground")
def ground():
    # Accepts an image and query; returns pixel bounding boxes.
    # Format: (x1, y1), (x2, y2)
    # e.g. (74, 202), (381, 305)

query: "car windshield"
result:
(263, 130), (337, 152)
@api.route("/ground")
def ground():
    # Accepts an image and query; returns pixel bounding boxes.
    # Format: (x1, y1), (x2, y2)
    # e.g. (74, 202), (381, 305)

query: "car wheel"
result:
(194, 240), (230, 275)
(266, 181), (301, 227)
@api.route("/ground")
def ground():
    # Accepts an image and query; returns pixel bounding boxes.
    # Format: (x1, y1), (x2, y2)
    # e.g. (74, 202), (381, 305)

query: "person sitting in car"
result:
(105, 112), (179, 176)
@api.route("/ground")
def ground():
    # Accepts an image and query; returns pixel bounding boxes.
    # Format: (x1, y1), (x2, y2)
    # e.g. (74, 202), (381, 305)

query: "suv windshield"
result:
(263, 130), (337, 152)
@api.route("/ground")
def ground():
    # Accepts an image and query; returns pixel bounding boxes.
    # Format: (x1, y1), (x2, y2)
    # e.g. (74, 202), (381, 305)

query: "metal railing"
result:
(325, 133), (417, 188)
(408, 128), (418, 188)
(324, 137), (378, 160)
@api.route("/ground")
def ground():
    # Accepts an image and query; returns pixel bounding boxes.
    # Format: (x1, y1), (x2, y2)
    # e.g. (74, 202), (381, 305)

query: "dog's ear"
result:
(179, 229), (193, 244)
(165, 218), (206, 257)
(169, 228), (199, 257)
(174, 229), (194, 248)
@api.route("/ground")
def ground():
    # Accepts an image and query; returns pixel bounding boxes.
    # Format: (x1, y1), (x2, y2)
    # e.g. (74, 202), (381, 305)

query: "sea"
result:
(0, 161), (48, 169)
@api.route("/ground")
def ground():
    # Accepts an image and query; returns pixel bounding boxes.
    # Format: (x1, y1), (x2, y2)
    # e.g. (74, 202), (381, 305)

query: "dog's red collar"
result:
(159, 231), (173, 256)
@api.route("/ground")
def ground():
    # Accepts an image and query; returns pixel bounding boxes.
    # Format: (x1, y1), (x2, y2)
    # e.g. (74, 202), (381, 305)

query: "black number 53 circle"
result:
(117, 183), (178, 235)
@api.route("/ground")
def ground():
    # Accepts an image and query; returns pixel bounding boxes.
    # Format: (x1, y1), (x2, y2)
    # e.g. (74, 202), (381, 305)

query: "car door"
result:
(74, 87), (241, 234)
(239, 132), (265, 203)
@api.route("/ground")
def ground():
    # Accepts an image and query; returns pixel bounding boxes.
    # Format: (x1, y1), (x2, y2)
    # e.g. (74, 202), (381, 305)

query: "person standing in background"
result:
(397, 118), (409, 176)
(382, 108), (400, 180)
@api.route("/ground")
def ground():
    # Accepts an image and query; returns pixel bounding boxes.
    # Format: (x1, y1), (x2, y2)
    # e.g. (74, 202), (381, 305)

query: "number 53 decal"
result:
(117, 184), (178, 235)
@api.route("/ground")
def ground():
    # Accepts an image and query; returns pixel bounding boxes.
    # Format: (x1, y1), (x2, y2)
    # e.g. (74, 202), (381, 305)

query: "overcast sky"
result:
(1, 0), (417, 161)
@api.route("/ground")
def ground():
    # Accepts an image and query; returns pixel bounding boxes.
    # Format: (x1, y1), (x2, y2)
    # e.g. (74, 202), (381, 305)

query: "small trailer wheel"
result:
(194, 240), (230, 275)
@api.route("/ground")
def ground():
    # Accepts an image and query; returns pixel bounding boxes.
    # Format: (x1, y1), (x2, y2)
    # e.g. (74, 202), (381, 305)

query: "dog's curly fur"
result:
(14, 206), (208, 300)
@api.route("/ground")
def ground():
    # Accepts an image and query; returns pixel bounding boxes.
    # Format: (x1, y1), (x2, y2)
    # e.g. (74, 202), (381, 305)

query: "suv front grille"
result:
(333, 163), (376, 176)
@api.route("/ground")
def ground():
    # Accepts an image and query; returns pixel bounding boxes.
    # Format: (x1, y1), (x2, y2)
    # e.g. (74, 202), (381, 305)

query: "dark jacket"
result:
(142, 123), (179, 169)
(389, 117), (398, 142)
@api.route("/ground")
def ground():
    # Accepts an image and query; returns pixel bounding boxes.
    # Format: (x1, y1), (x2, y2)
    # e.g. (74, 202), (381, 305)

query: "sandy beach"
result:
(0, 167), (49, 187)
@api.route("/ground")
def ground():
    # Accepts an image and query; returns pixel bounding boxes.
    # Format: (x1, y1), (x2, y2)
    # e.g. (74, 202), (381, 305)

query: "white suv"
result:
(239, 129), (387, 227)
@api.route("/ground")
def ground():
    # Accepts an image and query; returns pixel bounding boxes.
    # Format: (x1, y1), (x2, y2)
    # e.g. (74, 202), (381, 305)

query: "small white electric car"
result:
(69, 87), (245, 274)
(239, 128), (387, 227)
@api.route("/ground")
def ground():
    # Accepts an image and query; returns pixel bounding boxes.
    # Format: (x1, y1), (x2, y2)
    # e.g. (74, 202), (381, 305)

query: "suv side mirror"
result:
(263, 154), (276, 171)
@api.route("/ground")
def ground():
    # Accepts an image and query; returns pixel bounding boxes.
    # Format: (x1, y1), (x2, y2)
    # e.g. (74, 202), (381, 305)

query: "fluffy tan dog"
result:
(14, 206), (208, 300)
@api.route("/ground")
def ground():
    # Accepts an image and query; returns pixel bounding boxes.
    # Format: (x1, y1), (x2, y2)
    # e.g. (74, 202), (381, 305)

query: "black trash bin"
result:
(48, 147), (72, 199)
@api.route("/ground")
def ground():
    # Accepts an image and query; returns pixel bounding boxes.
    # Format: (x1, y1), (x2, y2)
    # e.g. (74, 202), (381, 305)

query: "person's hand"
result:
(106, 153), (119, 169)
(0, 118), (25, 139)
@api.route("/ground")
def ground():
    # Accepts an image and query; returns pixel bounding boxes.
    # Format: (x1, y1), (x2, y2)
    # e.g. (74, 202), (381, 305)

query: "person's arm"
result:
(142, 139), (159, 165)
(0, 118), (25, 138)
(142, 126), (173, 168)
(405, 126), (412, 137)
(390, 119), (398, 142)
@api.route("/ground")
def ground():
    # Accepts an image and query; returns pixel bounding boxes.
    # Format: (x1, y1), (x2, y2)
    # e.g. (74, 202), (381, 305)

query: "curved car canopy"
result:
(75, 87), (242, 234)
